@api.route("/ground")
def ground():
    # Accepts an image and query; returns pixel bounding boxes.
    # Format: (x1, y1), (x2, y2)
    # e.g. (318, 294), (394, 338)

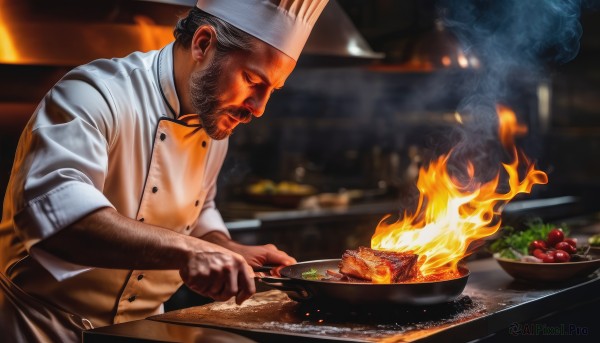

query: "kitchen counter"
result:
(83, 257), (600, 342)
(222, 195), (587, 231)
(221, 199), (400, 230)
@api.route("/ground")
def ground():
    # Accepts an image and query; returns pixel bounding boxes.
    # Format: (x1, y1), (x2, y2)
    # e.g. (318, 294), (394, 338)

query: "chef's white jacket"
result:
(0, 42), (231, 341)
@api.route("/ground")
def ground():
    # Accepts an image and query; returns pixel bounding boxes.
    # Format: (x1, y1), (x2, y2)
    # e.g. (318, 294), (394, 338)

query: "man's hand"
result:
(179, 243), (255, 305)
(228, 242), (297, 268)
(201, 232), (297, 268)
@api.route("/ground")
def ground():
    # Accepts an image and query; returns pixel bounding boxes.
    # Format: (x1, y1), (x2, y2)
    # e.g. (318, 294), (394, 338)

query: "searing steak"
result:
(339, 246), (418, 282)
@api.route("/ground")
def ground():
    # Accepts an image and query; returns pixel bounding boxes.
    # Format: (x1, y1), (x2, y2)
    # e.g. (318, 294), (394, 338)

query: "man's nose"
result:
(245, 90), (270, 118)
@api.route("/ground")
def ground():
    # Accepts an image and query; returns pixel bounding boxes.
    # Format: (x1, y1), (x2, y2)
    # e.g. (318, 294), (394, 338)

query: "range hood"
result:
(300, 0), (384, 64)
(0, 0), (382, 67)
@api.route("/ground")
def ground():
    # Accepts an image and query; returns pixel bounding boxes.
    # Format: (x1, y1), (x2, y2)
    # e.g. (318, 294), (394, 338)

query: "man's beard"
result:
(189, 58), (253, 140)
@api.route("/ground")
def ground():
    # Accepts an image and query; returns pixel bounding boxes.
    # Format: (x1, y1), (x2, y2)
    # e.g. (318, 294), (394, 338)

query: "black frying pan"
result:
(256, 259), (470, 306)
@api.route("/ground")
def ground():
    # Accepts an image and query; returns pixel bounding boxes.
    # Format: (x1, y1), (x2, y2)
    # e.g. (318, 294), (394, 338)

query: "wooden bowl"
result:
(495, 255), (600, 282)
(589, 246), (600, 255)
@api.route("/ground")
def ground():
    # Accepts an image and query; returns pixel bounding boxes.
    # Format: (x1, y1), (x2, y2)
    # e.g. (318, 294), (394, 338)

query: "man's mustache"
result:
(227, 108), (253, 124)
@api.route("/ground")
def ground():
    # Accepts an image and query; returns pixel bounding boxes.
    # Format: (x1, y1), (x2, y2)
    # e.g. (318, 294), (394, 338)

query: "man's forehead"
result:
(240, 40), (296, 88)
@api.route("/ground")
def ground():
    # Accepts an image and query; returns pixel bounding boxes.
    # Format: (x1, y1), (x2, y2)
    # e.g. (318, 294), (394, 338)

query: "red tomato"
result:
(542, 254), (555, 263)
(528, 240), (547, 252)
(564, 238), (577, 248)
(532, 248), (547, 259)
(555, 241), (576, 254)
(554, 250), (571, 263)
(547, 228), (564, 246)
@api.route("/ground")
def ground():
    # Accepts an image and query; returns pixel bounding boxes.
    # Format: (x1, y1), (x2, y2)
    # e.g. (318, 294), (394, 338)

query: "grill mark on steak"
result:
(338, 246), (419, 282)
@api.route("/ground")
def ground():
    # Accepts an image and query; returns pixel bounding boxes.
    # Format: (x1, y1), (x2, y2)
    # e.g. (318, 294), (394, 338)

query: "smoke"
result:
(445, 0), (582, 74)
(437, 0), (585, 183)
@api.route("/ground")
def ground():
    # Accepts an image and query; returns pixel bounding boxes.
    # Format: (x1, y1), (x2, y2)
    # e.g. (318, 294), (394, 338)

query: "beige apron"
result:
(1, 115), (211, 342)
(0, 268), (92, 343)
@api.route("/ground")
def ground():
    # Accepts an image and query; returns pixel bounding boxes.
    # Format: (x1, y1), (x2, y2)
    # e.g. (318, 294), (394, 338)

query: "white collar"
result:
(157, 42), (180, 118)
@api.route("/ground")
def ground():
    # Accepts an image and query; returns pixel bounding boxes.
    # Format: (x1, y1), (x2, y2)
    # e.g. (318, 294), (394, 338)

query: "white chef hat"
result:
(196, 0), (329, 61)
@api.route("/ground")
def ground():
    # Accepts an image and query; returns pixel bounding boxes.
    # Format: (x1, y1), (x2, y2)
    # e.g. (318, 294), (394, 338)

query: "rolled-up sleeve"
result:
(8, 73), (118, 277)
(193, 184), (230, 239)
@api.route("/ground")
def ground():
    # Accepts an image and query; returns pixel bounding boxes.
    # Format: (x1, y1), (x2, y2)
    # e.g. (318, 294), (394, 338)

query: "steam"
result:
(438, 0), (585, 183)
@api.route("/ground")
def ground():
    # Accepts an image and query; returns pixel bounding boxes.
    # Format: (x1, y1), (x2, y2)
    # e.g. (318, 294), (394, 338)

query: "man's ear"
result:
(191, 25), (217, 63)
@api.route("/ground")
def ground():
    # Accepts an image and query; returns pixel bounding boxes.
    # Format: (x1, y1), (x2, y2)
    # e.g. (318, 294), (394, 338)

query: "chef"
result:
(0, 0), (328, 341)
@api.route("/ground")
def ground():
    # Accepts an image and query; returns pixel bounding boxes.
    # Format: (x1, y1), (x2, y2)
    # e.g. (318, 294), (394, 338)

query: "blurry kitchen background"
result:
(2, 0), (600, 265)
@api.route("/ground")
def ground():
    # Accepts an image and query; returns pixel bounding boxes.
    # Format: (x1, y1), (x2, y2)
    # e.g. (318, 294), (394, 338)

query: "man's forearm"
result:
(201, 230), (297, 268)
(35, 207), (206, 270)
(35, 207), (257, 303)
(201, 230), (233, 246)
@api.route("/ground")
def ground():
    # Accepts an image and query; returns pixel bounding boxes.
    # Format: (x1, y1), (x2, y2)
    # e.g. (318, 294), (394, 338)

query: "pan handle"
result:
(255, 275), (313, 301)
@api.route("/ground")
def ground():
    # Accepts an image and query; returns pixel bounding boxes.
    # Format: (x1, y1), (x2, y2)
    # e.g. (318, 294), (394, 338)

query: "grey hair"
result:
(173, 6), (255, 54)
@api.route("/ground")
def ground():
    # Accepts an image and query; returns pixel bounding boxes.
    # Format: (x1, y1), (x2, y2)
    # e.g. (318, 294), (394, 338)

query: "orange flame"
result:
(371, 105), (548, 281)
(0, 0), (19, 63)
